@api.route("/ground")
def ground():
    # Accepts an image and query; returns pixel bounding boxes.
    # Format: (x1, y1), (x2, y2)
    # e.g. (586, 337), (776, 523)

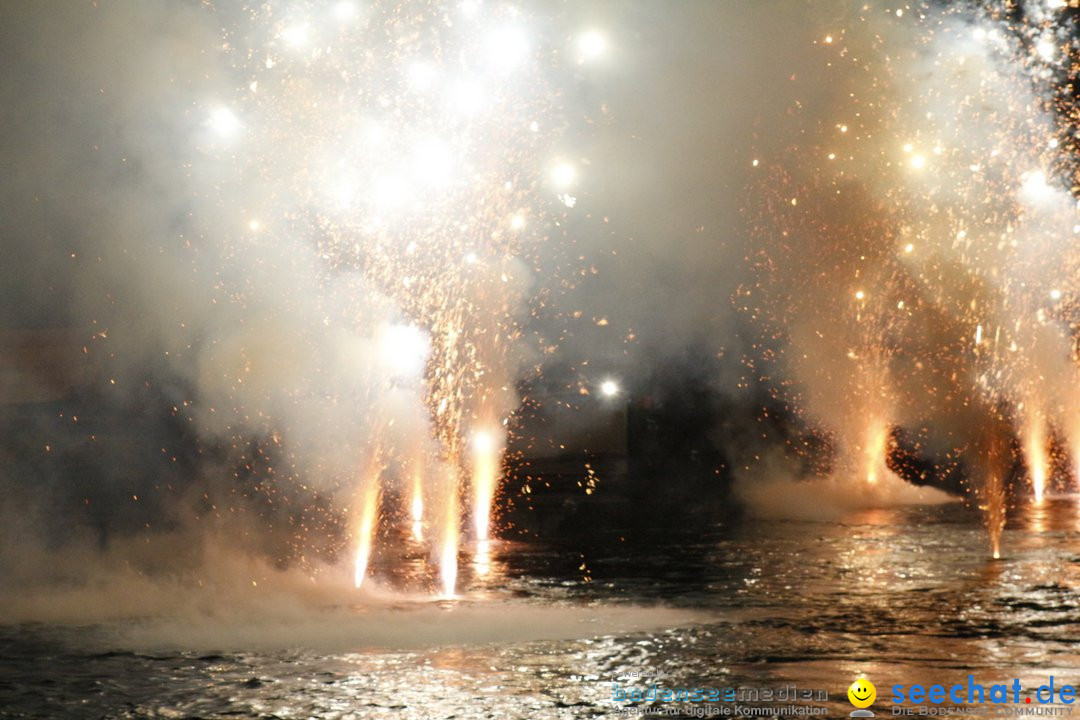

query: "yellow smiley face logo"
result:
(848, 678), (876, 708)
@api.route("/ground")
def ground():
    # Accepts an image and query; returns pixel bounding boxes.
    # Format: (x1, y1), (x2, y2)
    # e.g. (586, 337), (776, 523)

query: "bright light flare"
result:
(411, 137), (454, 188)
(599, 379), (619, 397)
(407, 61), (438, 92)
(208, 106), (241, 137)
(1036, 37), (1056, 61)
(1020, 170), (1054, 204)
(448, 79), (484, 115)
(370, 174), (412, 211)
(577, 30), (608, 62)
(486, 25), (528, 69)
(472, 429), (495, 453)
(333, 1), (357, 22)
(280, 23), (310, 48)
(378, 323), (429, 379)
(550, 160), (576, 189)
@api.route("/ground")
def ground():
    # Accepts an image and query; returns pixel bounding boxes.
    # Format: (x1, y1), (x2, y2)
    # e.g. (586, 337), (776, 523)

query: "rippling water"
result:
(4, 499), (1080, 719)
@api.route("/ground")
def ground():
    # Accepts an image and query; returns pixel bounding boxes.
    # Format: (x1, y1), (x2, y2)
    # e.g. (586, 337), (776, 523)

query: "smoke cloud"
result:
(2, 0), (1078, 616)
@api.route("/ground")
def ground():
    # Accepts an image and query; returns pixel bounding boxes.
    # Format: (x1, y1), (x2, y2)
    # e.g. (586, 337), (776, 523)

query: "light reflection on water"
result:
(4, 499), (1080, 718)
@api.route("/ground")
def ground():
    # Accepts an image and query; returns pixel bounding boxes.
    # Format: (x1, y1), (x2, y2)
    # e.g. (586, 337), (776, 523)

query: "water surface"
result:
(3, 499), (1080, 719)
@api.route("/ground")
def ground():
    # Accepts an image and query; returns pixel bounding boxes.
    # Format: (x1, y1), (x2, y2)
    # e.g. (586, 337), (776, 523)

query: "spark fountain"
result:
(860, 421), (891, 487)
(439, 464), (461, 598)
(409, 461), (425, 543)
(1022, 411), (1050, 504)
(742, 0), (1080, 558)
(980, 417), (1012, 560)
(178, 1), (617, 597)
(470, 427), (502, 543)
(352, 479), (380, 589)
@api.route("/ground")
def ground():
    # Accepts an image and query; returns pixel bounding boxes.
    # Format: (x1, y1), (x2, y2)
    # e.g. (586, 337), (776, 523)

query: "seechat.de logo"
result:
(849, 678), (877, 718)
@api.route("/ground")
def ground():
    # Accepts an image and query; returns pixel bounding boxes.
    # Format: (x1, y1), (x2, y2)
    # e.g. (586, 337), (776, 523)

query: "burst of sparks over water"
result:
(744, 0), (1080, 557)
(189, 0), (612, 594)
